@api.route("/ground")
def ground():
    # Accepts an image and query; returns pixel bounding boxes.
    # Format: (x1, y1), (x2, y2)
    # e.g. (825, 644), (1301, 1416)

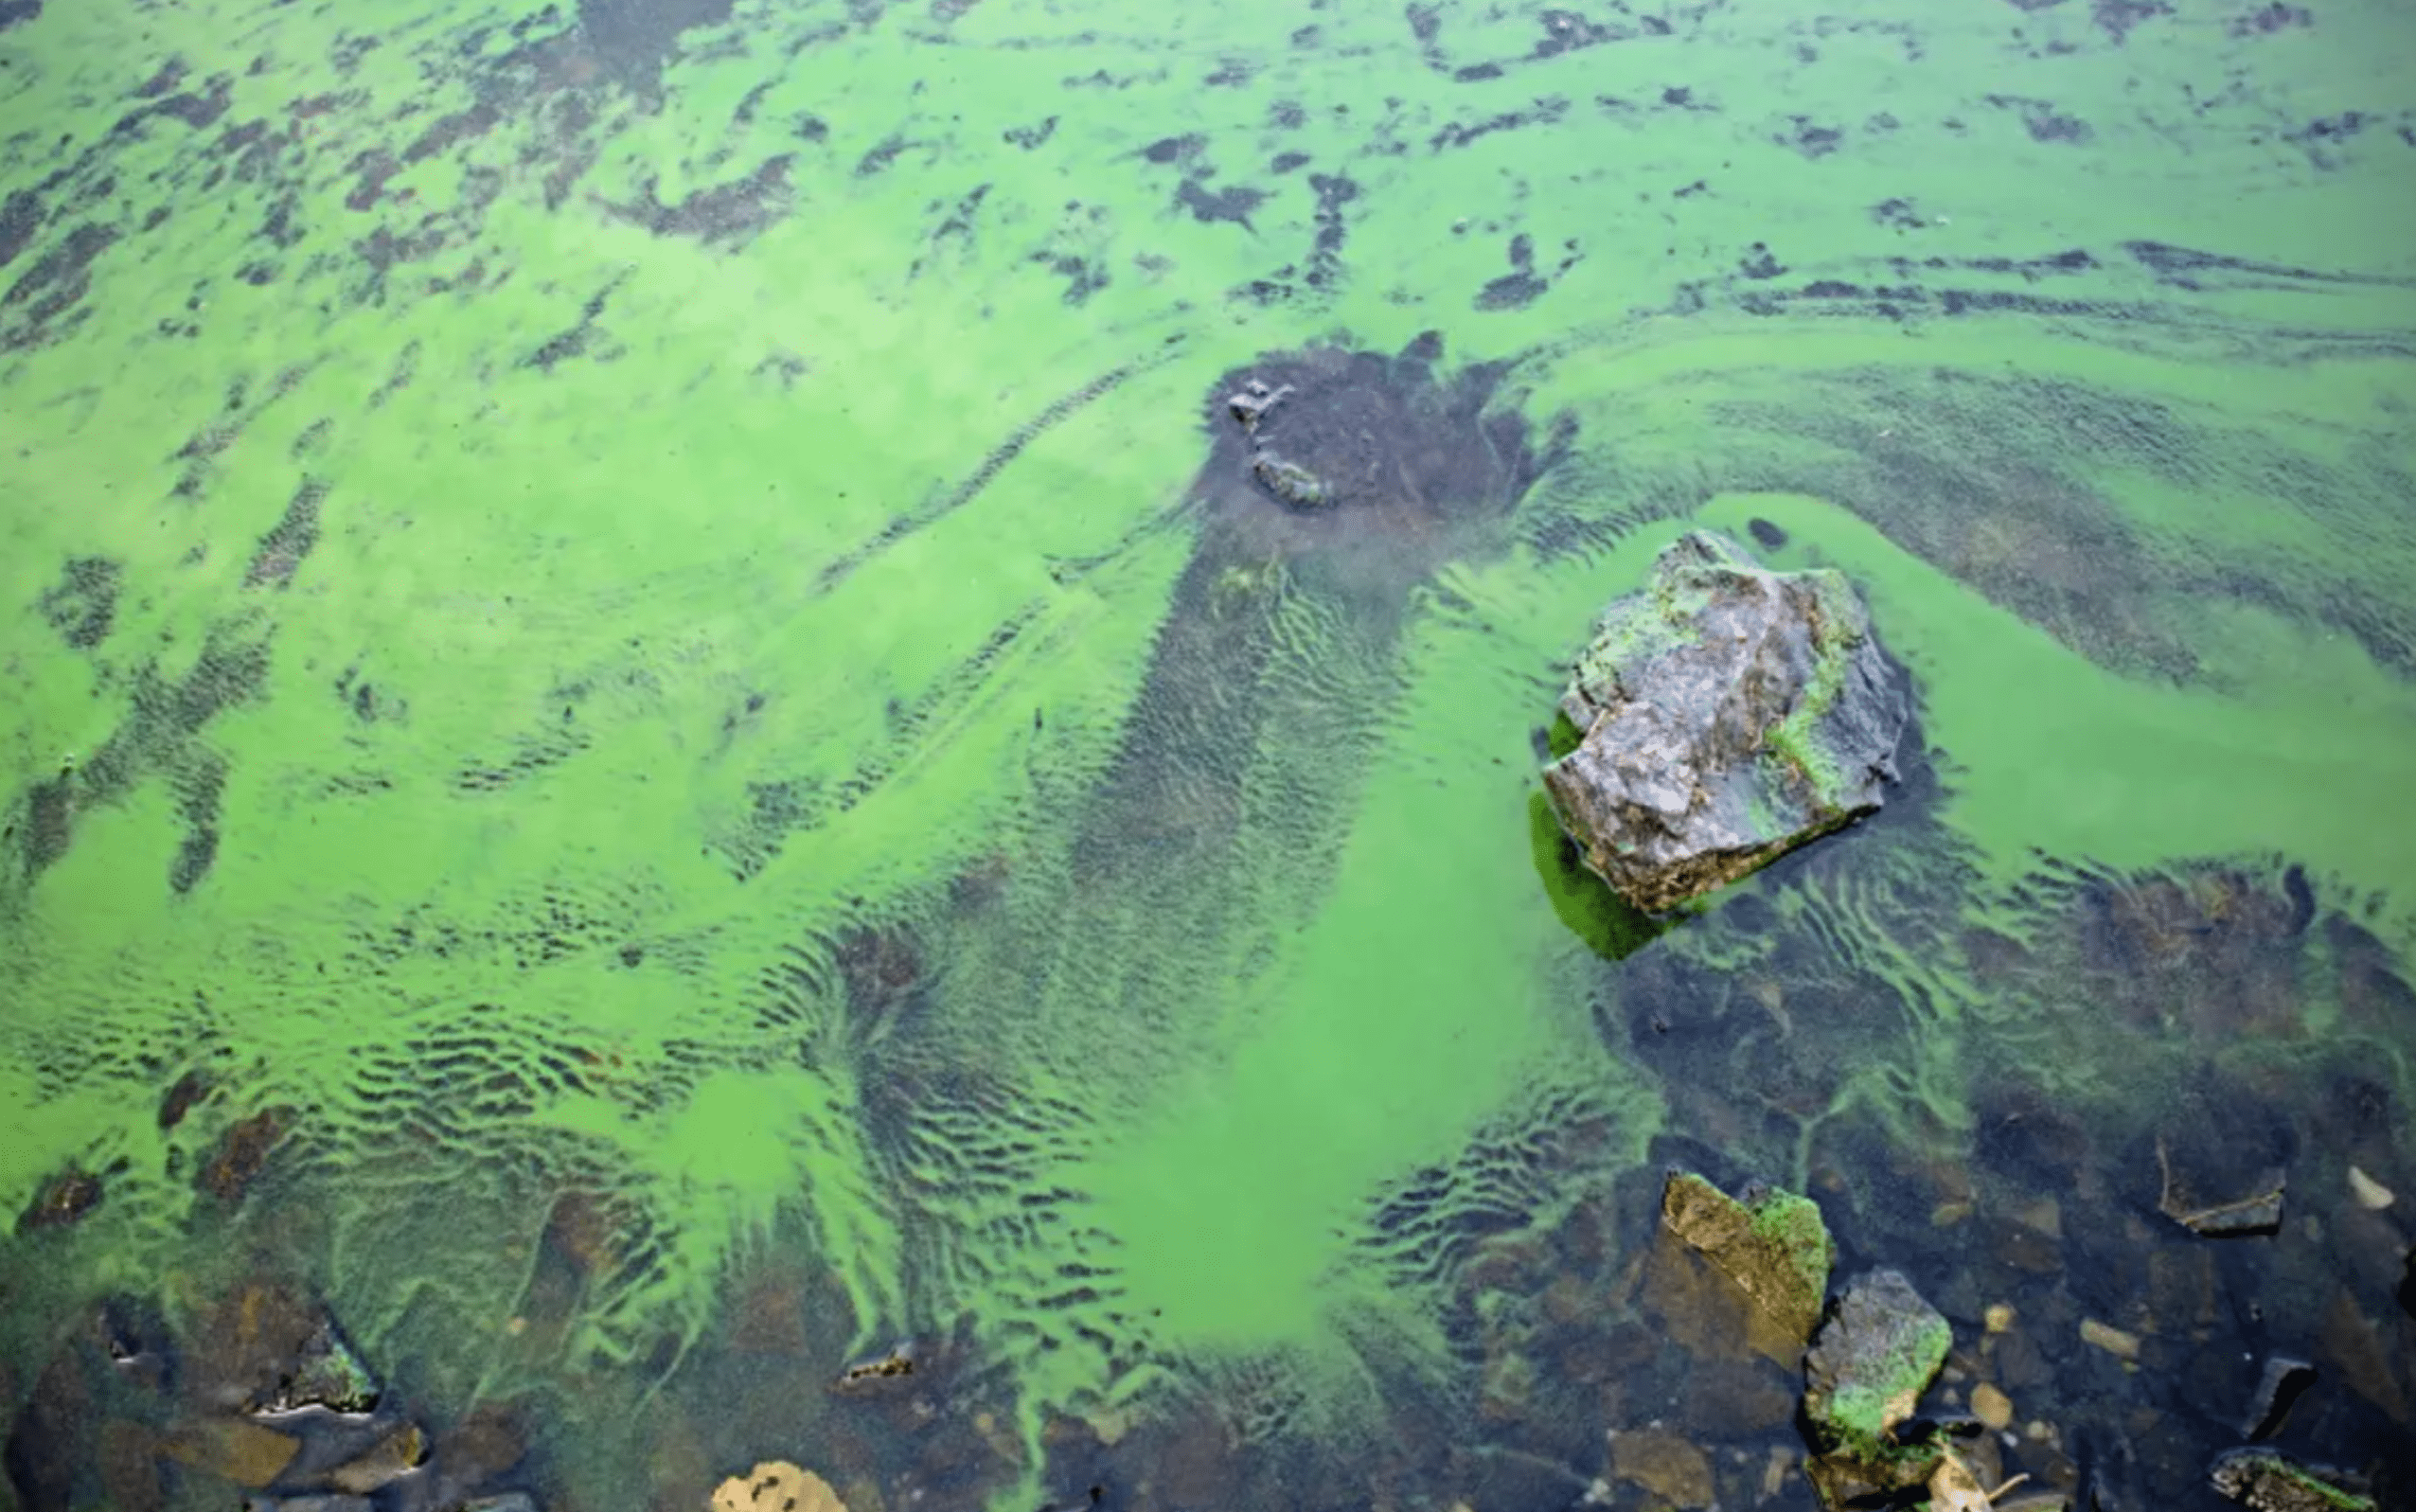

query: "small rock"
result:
(1541, 530), (1908, 913)
(2078, 1319), (2140, 1361)
(1608, 1428), (1714, 1508)
(2345, 1165), (2393, 1210)
(324, 1420), (425, 1494)
(712, 1462), (848, 1512)
(2209, 1447), (2376, 1512)
(2240, 1356), (2317, 1441)
(1803, 1270), (1951, 1461)
(1660, 1171), (1835, 1356)
(1249, 450), (1331, 509)
(1970, 1381), (2014, 1432)
(1982, 1304), (2016, 1334)
(1224, 380), (1291, 432)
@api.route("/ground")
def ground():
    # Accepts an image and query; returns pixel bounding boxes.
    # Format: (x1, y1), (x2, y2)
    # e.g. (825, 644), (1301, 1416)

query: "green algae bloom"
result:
(0, 0), (2412, 1503)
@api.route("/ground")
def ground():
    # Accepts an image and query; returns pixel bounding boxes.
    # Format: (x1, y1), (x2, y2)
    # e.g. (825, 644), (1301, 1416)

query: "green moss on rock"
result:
(1803, 1269), (1950, 1464)
(1661, 1171), (1836, 1353)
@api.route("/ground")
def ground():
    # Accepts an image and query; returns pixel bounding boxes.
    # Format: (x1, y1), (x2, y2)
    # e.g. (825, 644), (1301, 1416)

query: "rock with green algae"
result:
(249, 1316), (381, 1416)
(1803, 1270), (1951, 1465)
(1541, 529), (1907, 913)
(2212, 1449), (2378, 1512)
(1660, 1171), (1836, 1353)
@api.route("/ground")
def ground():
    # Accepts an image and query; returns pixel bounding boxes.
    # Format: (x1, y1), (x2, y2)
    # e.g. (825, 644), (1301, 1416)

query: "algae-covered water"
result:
(4, 0), (2414, 1507)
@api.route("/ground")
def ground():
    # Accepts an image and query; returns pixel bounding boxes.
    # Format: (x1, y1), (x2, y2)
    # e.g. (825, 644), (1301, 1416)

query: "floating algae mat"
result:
(4, 0), (2415, 1506)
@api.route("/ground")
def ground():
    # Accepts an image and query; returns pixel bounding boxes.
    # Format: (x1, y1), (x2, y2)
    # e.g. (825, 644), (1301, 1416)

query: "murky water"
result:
(4, 0), (2413, 1509)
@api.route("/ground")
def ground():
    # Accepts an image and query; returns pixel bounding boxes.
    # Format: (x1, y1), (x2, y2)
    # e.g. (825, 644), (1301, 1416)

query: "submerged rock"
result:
(712, 1462), (848, 1512)
(1803, 1270), (1950, 1464)
(1541, 530), (1907, 913)
(250, 1317), (381, 1416)
(2210, 1448), (2376, 1512)
(1660, 1171), (1835, 1357)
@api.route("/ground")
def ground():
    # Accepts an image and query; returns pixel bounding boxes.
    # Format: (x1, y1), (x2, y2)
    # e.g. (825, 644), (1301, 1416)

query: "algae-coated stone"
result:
(1542, 530), (1907, 912)
(1803, 1269), (1951, 1461)
(2211, 1448), (2378, 1512)
(1660, 1171), (1836, 1353)
(254, 1317), (381, 1415)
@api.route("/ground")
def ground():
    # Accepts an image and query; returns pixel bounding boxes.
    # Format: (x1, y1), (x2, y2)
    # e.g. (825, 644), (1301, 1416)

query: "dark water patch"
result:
(522, 277), (625, 372)
(37, 556), (121, 649)
(244, 480), (327, 590)
(1986, 92), (2092, 143)
(2092, 0), (2171, 43)
(167, 750), (226, 893)
(2119, 239), (2416, 294)
(403, 100), (505, 164)
(0, 188), (42, 267)
(1429, 96), (1570, 152)
(1738, 241), (1785, 279)
(0, 0), (39, 30)
(1139, 133), (1200, 165)
(1777, 116), (1844, 157)
(575, 0), (737, 90)
(856, 133), (920, 177)
(111, 75), (232, 136)
(1175, 177), (1265, 229)
(1004, 116), (1057, 149)
(1475, 234), (1550, 311)
(5, 620), (270, 893)
(1, 222), (115, 351)
(2229, 1), (2312, 35)
(1305, 172), (1358, 289)
(609, 154), (794, 243)
(1672, 358), (2416, 683)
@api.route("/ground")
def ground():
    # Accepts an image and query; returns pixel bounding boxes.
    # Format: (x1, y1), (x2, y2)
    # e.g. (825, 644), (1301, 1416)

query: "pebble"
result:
(2347, 1165), (2394, 1211)
(2079, 1318), (2140, 1361)
(1971, 1382), (2015, 1432)
(1983, 1304), (2016, 1334)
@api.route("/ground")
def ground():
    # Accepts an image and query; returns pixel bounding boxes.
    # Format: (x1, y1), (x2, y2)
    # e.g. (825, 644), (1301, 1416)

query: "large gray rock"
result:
(1541, 530), (1907, 913)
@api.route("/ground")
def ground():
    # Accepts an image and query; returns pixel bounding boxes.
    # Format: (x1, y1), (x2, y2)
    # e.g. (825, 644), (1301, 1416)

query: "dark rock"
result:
(2210, 1448), (2376, 1512)
(1803, 1270), (1951, 1464)
(2157, 1136), (2284, 1236)
(321, 1420), (425, 1494)
(2240, 1355), (2317, 1441)
(1540, 530), (1907, 912)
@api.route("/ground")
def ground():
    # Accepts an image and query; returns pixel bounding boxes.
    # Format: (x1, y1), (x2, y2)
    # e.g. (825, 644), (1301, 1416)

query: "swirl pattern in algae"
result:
(3, 0), (2414, 1505)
